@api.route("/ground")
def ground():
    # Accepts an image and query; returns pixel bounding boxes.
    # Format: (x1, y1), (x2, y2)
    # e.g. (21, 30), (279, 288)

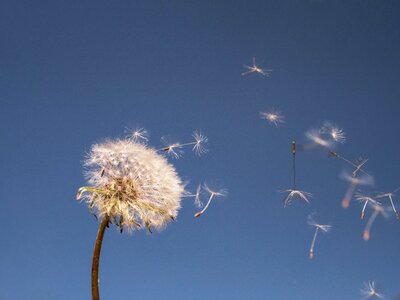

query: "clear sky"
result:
(1, 1), (400, 299)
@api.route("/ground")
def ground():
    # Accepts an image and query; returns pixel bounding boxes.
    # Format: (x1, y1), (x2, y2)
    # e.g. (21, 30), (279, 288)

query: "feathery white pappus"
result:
(77, 139), (185, 232)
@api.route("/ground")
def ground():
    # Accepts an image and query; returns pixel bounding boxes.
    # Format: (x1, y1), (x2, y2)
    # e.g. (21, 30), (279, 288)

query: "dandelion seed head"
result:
(78, 139), (185, 232)
(194, 184), (203, 208)
(260, 110), (285, 126)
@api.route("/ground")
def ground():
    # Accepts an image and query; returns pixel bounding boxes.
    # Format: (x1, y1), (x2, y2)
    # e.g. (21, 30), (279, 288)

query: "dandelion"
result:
(360, 281), (385, 299)
(159, 131), (208, 158)
(340, 170), (374, 208)
(194, 184), (227, 217)
(307, 214), (332, 259)
(355, 193), (382, 220)
(363, 203), (389, 241)
(76, 138), (186, 299)
(260, 110), (284, 127)
(125, 127), (149, 143)
(376, 187), (400, 219)
(241, 57), (272, 77)
(281, 189), (312, 207)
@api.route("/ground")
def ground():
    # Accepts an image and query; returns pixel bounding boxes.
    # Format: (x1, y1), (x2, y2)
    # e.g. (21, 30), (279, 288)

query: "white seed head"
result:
(78, 139), (185, 232)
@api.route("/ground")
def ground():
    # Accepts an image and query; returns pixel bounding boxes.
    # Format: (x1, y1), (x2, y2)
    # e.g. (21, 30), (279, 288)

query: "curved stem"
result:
(92, 215), (109, 300)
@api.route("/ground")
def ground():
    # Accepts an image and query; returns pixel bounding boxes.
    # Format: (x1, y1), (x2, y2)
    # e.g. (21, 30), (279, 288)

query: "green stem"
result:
(92, 215), (109, 300)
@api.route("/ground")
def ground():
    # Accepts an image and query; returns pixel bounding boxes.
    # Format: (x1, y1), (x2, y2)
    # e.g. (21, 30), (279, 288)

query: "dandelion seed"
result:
(340, 171), (374, 208)
(192, 131), (208, 156)
(194, 184), (227, 217)
(356, 193), (381, 220)
(307, 214), (332, 259)
(363, 203), (389, 241)
(241, 57), (272, 77)
(376, 187), (400, 219)
(159, 137), (183, 159)
(320, 122), (346, 144)
(260, 110), (284, 127)
(159, 131), (208, 158)
(305, 129), (335, 149)
(281, 189), (312, 207)
(329, 151), (370, 177)
(125, 127), (149, 143)
(184, 185), (203, 208)
(360, 281), (385, 299)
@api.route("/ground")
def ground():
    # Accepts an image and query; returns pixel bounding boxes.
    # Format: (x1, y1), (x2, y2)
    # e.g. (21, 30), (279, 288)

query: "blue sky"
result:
(1, 1), (400, 299)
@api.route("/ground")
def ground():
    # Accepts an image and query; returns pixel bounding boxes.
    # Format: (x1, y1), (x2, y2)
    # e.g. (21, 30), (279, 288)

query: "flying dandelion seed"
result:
(320, 122), (346, 144)
(159, 131), (208, 158)
(340, 170), (374, 208)
(307, 214), (332, 259)
(356, 193), (382, 220)
(76, 138), (188, 299)
(281, 189), (312, 207)
(260, 110), (284, 127)
(280, 141), (312, 207)
(241, 57), (272, 77)
(191, 131), (208, 156)
(159, 137), (183, 159)
(329, 151), (370, 177)
(125, 127), (149, 144)
(363, 203), (389, 241)
(376, 187), (400, 219)
(184, 184), (203, 208)
(360, 281), (385, 299)
(194, 184), (227, 217)
(305, 128), (335, 149)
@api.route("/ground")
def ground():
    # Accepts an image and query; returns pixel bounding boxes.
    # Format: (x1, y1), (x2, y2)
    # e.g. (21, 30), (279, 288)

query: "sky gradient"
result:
(1, 1), (400, 299)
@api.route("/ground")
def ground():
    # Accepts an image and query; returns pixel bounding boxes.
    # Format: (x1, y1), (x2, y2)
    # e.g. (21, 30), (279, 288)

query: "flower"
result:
(77, 139), (185, 232)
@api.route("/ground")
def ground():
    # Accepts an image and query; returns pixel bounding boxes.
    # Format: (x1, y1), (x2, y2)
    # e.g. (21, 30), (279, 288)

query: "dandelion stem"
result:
(292, 141), (296, 190)
(92, 215), (110, 300)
